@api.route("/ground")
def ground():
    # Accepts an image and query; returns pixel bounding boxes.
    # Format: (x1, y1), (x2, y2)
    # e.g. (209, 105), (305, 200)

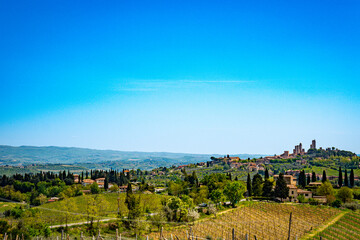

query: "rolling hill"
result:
(0, 145), (266, 171)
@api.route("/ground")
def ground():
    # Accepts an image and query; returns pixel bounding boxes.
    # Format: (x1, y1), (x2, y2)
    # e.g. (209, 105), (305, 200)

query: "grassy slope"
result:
(35, 193), (166, 225)
(303, 166), (360, 177)
(0, 201), (22, 212)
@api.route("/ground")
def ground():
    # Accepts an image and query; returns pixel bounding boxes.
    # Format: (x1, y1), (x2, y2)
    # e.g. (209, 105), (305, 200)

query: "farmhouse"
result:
(273, 175), (297, 186)
(82, 178), (95, 186)
(95, 178), (105, 188)
(73, 174), (79, 183)
(230, 162), (242, 169)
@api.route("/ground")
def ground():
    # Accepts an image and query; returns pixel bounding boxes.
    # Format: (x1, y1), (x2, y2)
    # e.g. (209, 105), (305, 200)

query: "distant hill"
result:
(0, 145), (266, 170)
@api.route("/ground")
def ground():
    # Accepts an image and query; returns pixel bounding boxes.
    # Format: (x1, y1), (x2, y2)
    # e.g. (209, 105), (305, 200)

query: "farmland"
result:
(149, 202), (341, 240)
(313, 211), (360, 240)
(0, 201), (22, 212)
(2, 193), (166, 226)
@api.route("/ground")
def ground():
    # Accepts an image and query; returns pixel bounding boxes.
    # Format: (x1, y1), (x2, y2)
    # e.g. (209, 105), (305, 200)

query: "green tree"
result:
(95, 194), (109, 225)
(164, 196), (190, 222)
(150, 212), (166, 231)
(209, 188), (223, 206)
(322, 170), (327, 183)
(246, 173), (252, 197)
(109, 184), (119, 192)
(274, 173), (289, 201)
(344, 169), (348, 187)
(252, 173), (263, 196)
(311, 171), (316, 182)
(90, 183), (100, 194)
(85, 195), (98, 230)
(350, 169), (355, 187)
(298, 170), (306, 188)
(223, 181), (246, 207)
(337, 187), (353, 203)
(104, 178), (109, 190)
(0, 220), (10, 235)
(167, 181), (183, 197)
(297, 194), (307, 203)
(262, 179), (274, 197)
(338, 167), (343, 187)
(317, 181), (335, 204)
(35, 193), (47, 205)
(264, 168), (269, 179)
(60, 198), (77, 230)
(306, 175), (311, 185)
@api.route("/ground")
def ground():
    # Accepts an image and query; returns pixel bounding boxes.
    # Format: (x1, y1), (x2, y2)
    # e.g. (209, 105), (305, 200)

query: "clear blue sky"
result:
(0, 0), (359, 154)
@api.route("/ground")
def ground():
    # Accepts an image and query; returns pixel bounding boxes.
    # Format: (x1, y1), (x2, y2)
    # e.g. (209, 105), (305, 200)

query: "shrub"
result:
(187, 209), (200, 222)
(207, 205), (217, 216)
(353, 188), (360, 200)
(308, 198), (319, 205)
(297, 195), (307, 203)
(331, 199), (342, 208)
(337, 187), (353, 203)
(341, 202), (360, 211)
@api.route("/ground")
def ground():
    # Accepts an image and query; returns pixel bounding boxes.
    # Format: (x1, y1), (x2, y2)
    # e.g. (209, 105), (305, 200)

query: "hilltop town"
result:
(0, 140), (359, 239)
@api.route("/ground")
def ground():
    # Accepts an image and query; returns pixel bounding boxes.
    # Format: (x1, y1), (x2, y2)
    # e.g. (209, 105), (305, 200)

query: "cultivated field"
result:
(1, 193), (166, 226)
(313, 211), (360, 240)
(149, 202), (341, 240)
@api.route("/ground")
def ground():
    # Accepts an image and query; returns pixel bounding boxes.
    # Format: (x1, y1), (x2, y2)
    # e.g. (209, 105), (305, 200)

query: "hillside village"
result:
(30, 140), (360, 205)
(0, 140), (359, 239)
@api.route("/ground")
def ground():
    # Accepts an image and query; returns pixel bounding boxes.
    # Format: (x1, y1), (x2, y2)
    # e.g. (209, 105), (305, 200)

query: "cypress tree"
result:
(247, 173), (252, 197)
(307, 175), (311, 185)
(125, 182), (133, 205)
(311, 171), (316, 182)
(344, 169), (348, 187)
(104, 177), (109, 190)
(274, 173), (289, 201)
(350, 169), (355, 187)
(265, 168), (269, 179)
(252, 173), (263, 196)
(338, 167), (343, 187)
(299, 170), (306, 188)
(322, 170), (327, 183)
(262, 179), (273, 197)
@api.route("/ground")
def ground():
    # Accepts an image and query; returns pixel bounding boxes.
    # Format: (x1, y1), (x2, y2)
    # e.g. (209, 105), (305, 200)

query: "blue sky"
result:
(0, 0), (359, 154)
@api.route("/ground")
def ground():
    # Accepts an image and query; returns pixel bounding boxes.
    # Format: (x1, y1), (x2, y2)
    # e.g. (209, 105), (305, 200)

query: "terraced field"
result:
(313, 211), (360, 240)
(148, 202), (341, 240)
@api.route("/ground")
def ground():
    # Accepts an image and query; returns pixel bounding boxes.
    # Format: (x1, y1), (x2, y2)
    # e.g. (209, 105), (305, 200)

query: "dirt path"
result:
(301, 211), (347, 239)
(49, 218), (116, 229)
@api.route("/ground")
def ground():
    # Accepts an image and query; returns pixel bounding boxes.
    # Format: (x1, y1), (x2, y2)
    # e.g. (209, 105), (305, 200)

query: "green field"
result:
(36, 193), (166, 225)
(0, 201), (23, 212)
(313, 211), (360, 240)
(303, 166), (360, 178)
(1, 193), (167, 227)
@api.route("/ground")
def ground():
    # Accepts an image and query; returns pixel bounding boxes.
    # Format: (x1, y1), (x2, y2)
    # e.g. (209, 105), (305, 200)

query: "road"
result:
(49, 218), (117, 229)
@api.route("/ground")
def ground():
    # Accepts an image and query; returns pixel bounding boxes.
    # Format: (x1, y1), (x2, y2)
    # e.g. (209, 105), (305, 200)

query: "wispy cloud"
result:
(118, 88), (157, 92)
(181, 80), (255, 83)
(115, 79), (255, 92)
